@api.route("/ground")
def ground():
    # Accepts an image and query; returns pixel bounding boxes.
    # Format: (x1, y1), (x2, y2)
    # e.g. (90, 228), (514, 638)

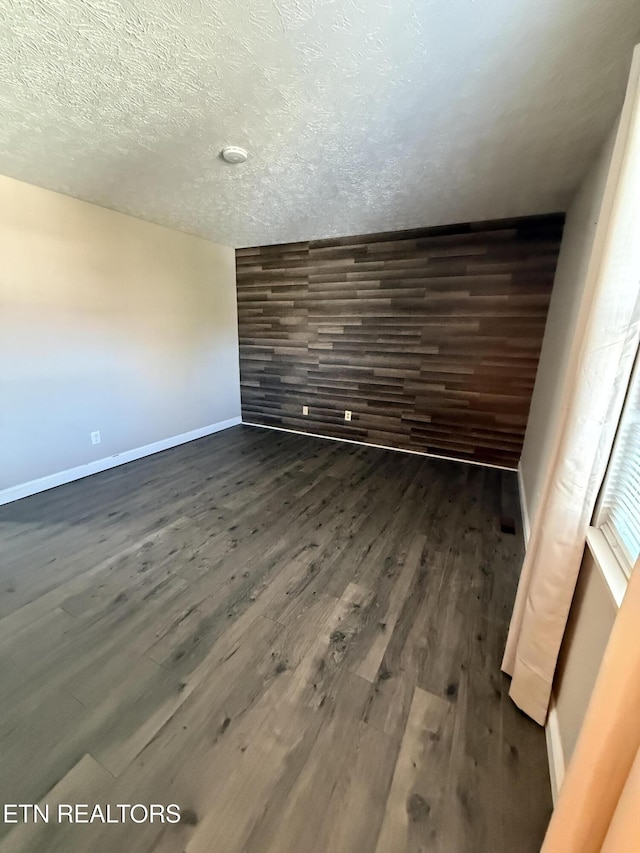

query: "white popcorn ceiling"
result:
(1, 0), (639, 248)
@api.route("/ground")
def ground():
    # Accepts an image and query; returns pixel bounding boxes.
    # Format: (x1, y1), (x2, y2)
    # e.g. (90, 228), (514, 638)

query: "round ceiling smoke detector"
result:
(221, 146), (248, 164)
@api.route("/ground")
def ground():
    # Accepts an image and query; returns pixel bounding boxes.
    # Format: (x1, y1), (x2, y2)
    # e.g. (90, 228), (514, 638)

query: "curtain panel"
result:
(502, 45), (640, 725)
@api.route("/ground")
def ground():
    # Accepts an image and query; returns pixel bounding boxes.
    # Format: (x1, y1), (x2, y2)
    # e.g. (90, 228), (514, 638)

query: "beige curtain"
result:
(502, 45), (640, 725)
(542, 559), (640, 852)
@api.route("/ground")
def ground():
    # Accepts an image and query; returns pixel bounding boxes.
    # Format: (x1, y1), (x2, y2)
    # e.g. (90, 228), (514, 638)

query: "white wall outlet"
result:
(302, 405), (309, 416)
(344, 410), (352, 421)
(91, 430), (101, 445)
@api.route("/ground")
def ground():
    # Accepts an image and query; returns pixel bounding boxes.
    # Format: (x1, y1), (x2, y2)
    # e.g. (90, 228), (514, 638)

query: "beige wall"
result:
(519, 126), (618, 529)
(0, 176), (240, 493)
(554, 549), (617, 764)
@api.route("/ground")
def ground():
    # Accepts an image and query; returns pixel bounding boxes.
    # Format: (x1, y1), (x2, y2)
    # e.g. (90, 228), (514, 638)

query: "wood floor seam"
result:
(0, 425), (552, 852)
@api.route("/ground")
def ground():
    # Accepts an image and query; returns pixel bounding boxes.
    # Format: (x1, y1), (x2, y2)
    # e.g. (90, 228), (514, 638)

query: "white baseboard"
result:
(0, 416), (242, 506)
(242, 421), (516, 471)
(517, 461), (531, 546)
(545, 694), (565, 804)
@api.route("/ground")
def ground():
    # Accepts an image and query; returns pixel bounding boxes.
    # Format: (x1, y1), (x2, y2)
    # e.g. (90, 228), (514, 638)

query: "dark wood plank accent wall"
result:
(236, 214), (564, 468)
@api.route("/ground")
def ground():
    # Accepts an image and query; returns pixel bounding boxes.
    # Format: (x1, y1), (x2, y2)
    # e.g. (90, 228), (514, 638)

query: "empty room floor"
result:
(0, 426), (551, 852)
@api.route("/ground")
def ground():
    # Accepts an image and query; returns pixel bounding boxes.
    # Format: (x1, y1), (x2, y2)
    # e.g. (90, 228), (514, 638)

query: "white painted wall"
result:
(519, 125), (618, 528)
(0, 175), (240, 496)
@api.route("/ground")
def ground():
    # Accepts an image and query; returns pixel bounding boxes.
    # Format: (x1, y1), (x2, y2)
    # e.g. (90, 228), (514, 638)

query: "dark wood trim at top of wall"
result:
(236, 213), (565, 468)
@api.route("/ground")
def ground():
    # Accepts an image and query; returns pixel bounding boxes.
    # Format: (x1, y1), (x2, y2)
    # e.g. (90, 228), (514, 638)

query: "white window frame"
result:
(593, 348), (640, 579)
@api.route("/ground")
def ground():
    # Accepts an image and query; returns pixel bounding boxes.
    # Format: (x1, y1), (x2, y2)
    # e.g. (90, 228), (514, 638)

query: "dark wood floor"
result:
(0, 425), (551, 852)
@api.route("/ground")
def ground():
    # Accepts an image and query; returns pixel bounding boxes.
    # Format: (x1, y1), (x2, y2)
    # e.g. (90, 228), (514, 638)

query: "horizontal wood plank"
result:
(236, 214), (563, 467)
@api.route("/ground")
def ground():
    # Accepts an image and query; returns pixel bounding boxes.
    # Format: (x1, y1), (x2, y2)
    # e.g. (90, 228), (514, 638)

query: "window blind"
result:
(596, 353), (640, 576)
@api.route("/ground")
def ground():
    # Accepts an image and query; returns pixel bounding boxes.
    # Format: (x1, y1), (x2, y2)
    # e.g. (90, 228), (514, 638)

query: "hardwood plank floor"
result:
(0, 425), (552, 852)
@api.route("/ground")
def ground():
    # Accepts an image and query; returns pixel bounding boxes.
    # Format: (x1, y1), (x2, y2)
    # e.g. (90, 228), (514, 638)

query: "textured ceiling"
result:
(1, 1), (639, 248)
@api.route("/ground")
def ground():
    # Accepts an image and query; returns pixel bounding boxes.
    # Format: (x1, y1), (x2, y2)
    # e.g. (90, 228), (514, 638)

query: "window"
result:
(594, 350), (640, 577)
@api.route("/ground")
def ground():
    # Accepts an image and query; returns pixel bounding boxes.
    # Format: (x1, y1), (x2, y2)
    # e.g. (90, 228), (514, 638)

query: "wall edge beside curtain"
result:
(501, 44), (640, 724)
